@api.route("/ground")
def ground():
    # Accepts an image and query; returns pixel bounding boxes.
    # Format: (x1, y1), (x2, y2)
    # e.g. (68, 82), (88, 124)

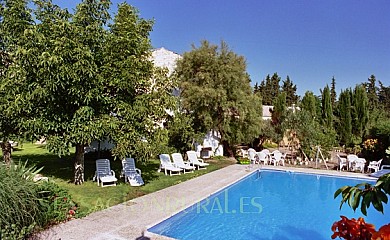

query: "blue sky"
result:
(53, 0), (389, 96)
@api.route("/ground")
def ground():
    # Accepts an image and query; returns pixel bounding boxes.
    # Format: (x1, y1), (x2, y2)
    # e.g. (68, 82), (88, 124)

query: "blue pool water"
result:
(148, 170), (389, 240)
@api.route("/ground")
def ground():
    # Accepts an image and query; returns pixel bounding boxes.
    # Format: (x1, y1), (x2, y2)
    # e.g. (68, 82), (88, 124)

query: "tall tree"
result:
(351, 84), (369, 140)
(3, 0), (171, 184)
(321, 85), (333, 129)
(258, 74), (272, 105)
(175, 40), (262, 157)
(301, 91), (317, 119)
(378, 81), (390, 115)
(281, 75), (298, 106)
(270, 72), (281, 100)
(366, 74), (379, 110)
(338, 89), (353, 146)
(330, 76), (337, 109)
(271, 92), (287, 142)
(0, 0), (34, 164)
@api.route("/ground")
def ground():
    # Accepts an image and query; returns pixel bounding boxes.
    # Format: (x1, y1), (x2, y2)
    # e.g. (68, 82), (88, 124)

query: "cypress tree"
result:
(338, 89), (352, 146)
(366, 75), (379, 110)
(321, 85), (333, 128)
(351, 84), (369, 140)
(331, 76), (337, 109)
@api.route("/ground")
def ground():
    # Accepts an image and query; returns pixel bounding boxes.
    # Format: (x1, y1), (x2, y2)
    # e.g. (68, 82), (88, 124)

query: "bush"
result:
(37, 181), (81, 226)
(0, 164), (42, 240)
(0, 163), (80, 239)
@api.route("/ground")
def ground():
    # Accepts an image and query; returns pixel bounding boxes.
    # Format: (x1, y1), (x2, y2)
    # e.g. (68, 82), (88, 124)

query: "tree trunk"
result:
(1, 141), (12, 165)
(222, 140), (235, 158)
(74, 144), (85, 185)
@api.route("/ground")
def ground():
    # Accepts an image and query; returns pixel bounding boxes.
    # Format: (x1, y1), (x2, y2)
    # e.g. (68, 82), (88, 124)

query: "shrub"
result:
(0, 164), (42, 240)
(37, 181), (82, 226)
(0, 163), (81, 239)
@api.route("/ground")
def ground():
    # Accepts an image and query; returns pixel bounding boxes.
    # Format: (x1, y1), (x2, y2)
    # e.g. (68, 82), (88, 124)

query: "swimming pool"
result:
(148, 170), (389, 239)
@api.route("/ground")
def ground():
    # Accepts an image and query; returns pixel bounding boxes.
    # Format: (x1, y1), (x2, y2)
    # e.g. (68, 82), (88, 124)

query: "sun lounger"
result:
(171, 153), (195, 173)
(186, 151), (209, 170)
(159, 154), (182, 176)
(121, 158), (144, 186)
(93, 159), (117, 187)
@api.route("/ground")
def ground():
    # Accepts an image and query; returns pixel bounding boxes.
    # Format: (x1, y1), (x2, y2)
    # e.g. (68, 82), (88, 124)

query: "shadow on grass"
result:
(13, 149), (161, 184)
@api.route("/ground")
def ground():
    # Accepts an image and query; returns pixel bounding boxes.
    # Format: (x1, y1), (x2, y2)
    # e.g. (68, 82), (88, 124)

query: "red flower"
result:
(68, 209), (75, 216)
(331, 216), (375, 240)
(372, 224), (390, 240)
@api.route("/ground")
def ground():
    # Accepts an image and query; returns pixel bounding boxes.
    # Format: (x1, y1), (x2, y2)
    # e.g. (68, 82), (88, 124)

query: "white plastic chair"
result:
(352, 158), (366, 173)
(248, 148), (257, 165)
(171, 153), (195, 173)
(347, 154), (359, 170)
(257, 151), (269, 165)
(93, 159), (117, 187)
(186, 151), (209, 170)
(367, 159), (382, 173)
(272, 152), (285, 166)
(159, 154), (182, 176)
(121, 158), (144, 186)
(337, 154), (347, 171)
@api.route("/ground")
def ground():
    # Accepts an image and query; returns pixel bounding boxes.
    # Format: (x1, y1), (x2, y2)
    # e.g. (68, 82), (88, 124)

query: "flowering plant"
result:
(331, 216), (390, 240)
(363, 139), (378, 152)
(331, 216), (375, 240)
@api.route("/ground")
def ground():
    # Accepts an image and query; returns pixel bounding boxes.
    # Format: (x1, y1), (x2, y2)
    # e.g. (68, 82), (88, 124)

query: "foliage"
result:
(255, 73), (281, 105)
(0, 161), (81, 239)
(166, 110), (202, 153)
(281, 75), (298, 106)
(1, 0), (174, 184)
(282, 109), (336, 159)
(331, 216), (375, 240)
(271, 92), (287, 141)
(37, 181), (81, 225)
(365, 74), (379, 110)
(334, 174), (390, 216)
(174, 40), (262, 156)
(378, 81), (390, 115)
(301, 91), (318, 119)
(0, 163), (41, 239)
(331, 76), (337, 110)
(321, 85), (333, 129)
(351, 85), (369, 141)
(337, 89), (353, 146)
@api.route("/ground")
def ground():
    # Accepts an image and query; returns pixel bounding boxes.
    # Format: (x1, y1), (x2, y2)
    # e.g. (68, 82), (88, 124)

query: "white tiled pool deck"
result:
(38, 164), (376, 240)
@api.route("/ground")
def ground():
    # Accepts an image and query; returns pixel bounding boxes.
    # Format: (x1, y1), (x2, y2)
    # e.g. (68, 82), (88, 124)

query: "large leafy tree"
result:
(0, 0), (34, 164)
(3, 0), (172, 184)
(175, 40), (262, 157)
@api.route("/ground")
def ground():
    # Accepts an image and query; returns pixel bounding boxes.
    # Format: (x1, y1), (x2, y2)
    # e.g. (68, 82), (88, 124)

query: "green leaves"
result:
(334, 176), (390, 216)
(175, 40), (262, 150)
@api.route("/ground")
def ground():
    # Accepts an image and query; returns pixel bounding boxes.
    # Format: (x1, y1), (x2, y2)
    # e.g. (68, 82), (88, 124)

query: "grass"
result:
(11, 143), (234, 215)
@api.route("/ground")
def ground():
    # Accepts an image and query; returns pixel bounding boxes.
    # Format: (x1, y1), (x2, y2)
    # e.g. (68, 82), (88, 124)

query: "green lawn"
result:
(11, 143), (234, 215)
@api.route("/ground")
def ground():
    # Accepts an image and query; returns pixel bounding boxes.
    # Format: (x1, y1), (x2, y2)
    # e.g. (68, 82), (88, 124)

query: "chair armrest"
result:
(198, 158), (205, 163)
(136, 168), (142, 175)
(110, 170), (116, 176)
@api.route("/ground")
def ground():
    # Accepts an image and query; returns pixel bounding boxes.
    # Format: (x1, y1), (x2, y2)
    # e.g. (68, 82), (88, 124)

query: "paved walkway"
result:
(36, 164), (375, 240)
